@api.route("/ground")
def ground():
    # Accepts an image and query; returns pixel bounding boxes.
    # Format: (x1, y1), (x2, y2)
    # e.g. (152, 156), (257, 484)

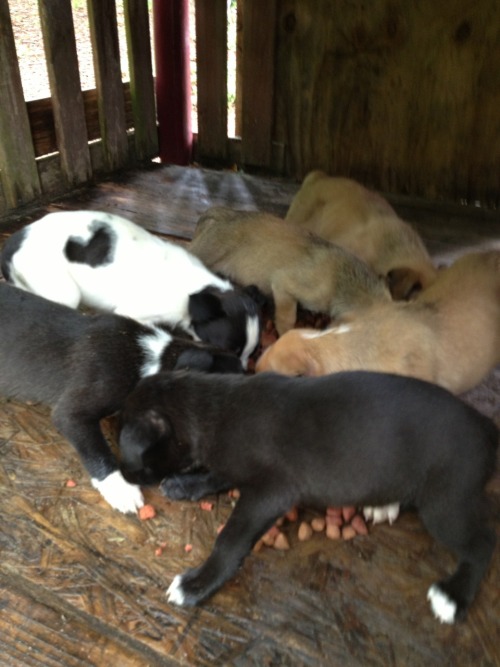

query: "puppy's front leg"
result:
(160, 470), (232, 501)
(271, 274), (298, 335)
(167, 488), (293, 606)
(52, 402), (144, 513)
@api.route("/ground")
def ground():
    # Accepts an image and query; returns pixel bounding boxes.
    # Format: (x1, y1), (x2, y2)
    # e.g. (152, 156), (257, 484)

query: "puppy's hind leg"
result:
(167, 487), (294, 606)
(421, 495), (495, 624)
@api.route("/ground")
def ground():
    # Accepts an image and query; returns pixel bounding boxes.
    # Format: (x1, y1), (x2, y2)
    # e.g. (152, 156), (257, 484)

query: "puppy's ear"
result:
(387, 268), (422, 301)
(188, 289), (224, 324)
(119, 408), (171, 473)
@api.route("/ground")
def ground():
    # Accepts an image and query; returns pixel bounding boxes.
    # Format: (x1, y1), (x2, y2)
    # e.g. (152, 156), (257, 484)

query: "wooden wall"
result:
(272, 0), (500, 205)
(194, 0), (499, 207)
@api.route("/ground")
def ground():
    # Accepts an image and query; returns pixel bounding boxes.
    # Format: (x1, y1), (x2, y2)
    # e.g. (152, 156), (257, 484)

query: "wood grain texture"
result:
(275, 0), (500, 204)
(123, 0), (159, 162)
(0, 0), (41, 208)
(195, 0), (228, 161)
(241, 0), (277, 168)
(0, 393), (498, 666)
(26, 85), (134, 159)
(87, 0), (130, 171)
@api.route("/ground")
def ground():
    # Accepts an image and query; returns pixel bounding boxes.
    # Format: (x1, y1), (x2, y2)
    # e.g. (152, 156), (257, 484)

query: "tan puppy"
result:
(190, 207), (391, 336)
(286, 171), (437, 300)
(256, 250), (500, 395)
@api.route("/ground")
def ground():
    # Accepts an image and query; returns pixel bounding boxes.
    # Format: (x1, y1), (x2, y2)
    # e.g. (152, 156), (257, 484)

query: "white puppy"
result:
(1, 210), (261, 367)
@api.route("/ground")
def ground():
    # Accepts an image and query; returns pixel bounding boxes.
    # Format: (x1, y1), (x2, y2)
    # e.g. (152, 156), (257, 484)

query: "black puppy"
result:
(0, 283), (242, 513)
(119, 370), (498, 623)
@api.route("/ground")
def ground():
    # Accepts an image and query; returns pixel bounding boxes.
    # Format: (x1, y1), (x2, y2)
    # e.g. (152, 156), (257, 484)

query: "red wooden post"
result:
(152, 0), (192, 164)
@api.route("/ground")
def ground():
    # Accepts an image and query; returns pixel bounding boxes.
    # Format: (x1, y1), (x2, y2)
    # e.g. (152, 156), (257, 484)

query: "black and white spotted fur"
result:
(0, 283), (243, 513)
(0, 210), (262, 368)
(119, 370), (498, 623)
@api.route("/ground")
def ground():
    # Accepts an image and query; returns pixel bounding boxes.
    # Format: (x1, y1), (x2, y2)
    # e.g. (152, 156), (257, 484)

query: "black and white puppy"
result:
(119, 370), (498, 624)
(0, 283), (243, 513)
(0, 210), (262, 368)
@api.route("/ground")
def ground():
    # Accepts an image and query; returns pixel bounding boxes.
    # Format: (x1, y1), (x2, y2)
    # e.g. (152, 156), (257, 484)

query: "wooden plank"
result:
(235, 0), (244, 137)
(73, 163), (298, 237)
(123, 0), (159, 162)
(0, 0), (42, 208)
(33, 134), (138, 200)
(87, 0), (130, 171)
(240, 0), (277, 168)
(0, 134), (138, 215)
(194, 0), (228, 162)
(0, 579), (156, 667)
(27, 84), (135, 159)
(275, 0), (500, 205)
(153, 0), (192, 165)
(37, 0), (92, 188)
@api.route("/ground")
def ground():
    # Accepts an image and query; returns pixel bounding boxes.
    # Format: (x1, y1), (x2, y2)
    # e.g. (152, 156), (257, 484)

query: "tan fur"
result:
(190, 207), (391, 336)
(286, 171), (437, 299)
(256, 250), (500, 395)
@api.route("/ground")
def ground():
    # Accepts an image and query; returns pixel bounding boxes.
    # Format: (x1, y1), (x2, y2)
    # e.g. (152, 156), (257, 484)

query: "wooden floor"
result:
(0, 164), (499, 667)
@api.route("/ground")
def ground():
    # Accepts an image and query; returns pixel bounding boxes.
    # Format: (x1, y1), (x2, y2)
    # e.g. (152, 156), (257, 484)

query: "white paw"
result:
(363, 503), (400, 525)
(427, 584), (457, 624)
(166, 575), (186, 606)
(92, 470), (144, 513)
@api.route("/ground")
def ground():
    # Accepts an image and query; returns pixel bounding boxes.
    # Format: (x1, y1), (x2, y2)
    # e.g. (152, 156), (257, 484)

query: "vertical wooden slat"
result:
(0, 0), (41, 208)
(38, 0), (92, 188)
(123, 0), (158, 161)
(153, 0), (192, 165)
(241, 0), (277, 168)
(87, 0), (129, 171)
(235, 0), (244, 138)
(195, 0), (228, 160)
